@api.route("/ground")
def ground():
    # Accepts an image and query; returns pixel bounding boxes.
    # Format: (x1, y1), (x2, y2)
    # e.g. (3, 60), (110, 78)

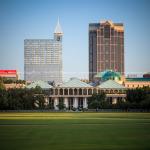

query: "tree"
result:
(57, 101), (66, 110)
(0, 78), (5, 90)
(0, 89), (8, 109)
(88, 93), (106, 109)
(126, 86), (150, 109)
(57, 98), (66, 110)
(35, 94), (45, 109)
(127, 88), (147, 103)
(140, 94), (150, 110)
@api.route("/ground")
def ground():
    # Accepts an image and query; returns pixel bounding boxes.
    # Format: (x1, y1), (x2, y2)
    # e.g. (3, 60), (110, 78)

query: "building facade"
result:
(124, 78), (150, 89)
(24, 20), (63, 84)
(89, 20), (124, 81)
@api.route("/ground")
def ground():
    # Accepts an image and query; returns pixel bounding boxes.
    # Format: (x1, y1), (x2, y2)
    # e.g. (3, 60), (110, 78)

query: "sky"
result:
(0, 0), (150, 80)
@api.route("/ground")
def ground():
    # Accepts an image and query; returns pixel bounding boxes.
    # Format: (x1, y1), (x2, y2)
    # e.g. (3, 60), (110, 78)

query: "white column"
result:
(64, 97), (68, 108)
(44, 96), (49, 105)
(54, 97), (59, 110)
(73, 97), (78, 108)
(53, 89), (55, 95)
(92, 89), (94, 95)
(112, 97), (117, 104)
(83, 97), (88, 108)
(122, 97), (126, 102)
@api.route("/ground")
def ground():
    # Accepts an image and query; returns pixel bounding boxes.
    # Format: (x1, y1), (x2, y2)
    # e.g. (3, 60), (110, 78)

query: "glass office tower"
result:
(89, 20), (124, 81)
(24, 20), (63, 84)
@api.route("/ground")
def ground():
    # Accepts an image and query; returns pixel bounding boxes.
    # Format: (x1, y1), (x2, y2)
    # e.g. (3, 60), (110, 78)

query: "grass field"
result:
(0, 112), (150, 150)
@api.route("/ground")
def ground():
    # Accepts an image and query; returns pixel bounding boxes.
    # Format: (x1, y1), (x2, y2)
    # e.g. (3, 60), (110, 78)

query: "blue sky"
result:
(0, 0), (150, 80)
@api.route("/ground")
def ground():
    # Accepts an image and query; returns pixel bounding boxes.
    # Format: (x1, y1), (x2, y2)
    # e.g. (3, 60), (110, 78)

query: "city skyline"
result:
(0, 0), (150, 80)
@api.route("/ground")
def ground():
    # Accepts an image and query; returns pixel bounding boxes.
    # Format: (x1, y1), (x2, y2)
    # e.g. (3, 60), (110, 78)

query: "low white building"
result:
(26, 78), (126, 110)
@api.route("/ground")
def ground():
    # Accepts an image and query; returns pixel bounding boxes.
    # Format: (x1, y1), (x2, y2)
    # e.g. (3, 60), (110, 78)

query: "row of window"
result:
(126, 84), (150, 88)
(52, 88), (125, 95)
(97, 38), (124, 44)
(97, 28), (124, 37)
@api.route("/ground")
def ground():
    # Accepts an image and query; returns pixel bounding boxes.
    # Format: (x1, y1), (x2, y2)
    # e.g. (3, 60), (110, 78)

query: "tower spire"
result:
(54, 17), (63, 34)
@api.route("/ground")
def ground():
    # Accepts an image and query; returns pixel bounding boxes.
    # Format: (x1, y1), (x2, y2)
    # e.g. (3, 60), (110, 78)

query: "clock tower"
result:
(54, 18), (63, 42)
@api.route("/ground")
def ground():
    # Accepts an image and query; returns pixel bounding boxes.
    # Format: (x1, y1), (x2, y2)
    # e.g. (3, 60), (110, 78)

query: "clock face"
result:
(57, 36), (60, 41)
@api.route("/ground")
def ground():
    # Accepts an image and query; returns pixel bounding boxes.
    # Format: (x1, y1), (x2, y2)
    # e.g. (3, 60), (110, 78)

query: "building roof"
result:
(95, 70), (121, 81)
(126, 78), (150, 82)
(59, 78), (92, 88)
(26, 80), (53, 89)
(54, 18), (63, 34)
(98, 80), (126, 89)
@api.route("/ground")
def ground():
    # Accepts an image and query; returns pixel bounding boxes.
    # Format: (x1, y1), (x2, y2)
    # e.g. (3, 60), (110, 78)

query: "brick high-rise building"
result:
(89, 20), (124, 81)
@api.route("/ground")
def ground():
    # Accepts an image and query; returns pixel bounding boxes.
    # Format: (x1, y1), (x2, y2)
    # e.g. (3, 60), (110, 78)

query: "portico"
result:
(51, 96), (89, 110)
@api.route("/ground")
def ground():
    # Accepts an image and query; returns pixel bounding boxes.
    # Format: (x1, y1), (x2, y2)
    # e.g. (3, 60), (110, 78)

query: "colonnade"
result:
(52, 97), (88, 110)
(45, 87), (126, 110)
(52, 88), (126, 96)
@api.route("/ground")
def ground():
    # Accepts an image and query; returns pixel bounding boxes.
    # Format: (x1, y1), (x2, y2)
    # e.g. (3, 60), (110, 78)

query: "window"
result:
(88, 89), (92, 95)
(83, 89), (87, 95)
(55, 89), (58, 95)
(60, 88), (63, 95)
(64, 89), (68, 95)
(69, 89), (73, 95)
(104, 25), (110, 38)
(101, 29), (104, 36)
(79, 88), (82, 95)
(74, 89), (78, 95)
(111, 29), (114, 36)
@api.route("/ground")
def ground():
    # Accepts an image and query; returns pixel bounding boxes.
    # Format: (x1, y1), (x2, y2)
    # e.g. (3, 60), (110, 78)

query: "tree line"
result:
(0, 77), (26, 84)
(88, 86), (150, 110)
(0, 87), (47, 110)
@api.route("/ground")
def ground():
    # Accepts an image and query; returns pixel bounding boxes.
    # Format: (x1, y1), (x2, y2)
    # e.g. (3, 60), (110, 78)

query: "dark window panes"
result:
(104, 25), (110, 38)
(101, 29), (103, 36)
(111, 29), (114, 36)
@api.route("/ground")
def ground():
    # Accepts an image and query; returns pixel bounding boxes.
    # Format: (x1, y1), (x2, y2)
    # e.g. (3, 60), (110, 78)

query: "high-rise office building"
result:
(24, 19), (63, 84)
(89, 20), (124, 81)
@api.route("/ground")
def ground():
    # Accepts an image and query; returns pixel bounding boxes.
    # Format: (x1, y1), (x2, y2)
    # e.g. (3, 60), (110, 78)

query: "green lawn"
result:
(0, 112), (150, 150)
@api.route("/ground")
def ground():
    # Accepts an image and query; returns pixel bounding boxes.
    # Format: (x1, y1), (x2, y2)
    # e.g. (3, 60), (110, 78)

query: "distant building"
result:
(24, 19), (63, 84)
(89, 20), (124, 81)
(4, 83), (25, 90)
(0, 70), (19, 80)
(143, 72), (150, 78)
(124, 78), (150, 89)
(94, 70), (150, 89)
(94, 70), (122, 81)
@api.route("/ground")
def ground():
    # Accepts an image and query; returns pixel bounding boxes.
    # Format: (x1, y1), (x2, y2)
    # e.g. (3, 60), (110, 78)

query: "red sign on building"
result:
(0, 70), (18, 79)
